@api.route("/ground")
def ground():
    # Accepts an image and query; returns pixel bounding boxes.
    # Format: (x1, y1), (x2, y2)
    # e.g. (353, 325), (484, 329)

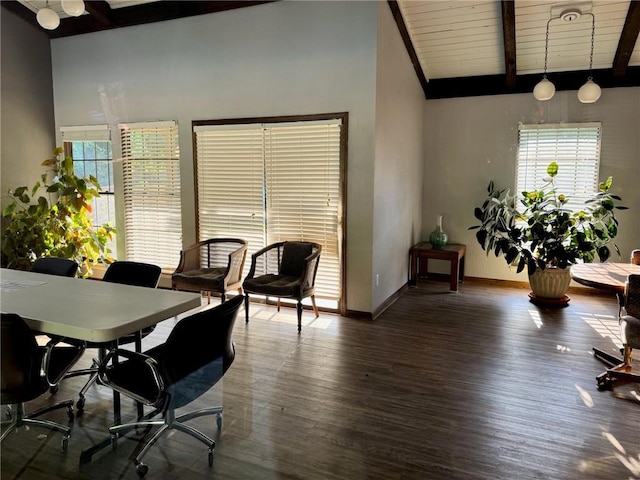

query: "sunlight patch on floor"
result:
(577, 311), (623, 349)
(602, 430), (640, 477)
(575, 384), (594, 408)
(528, 309), (543, 329)
(251, 307), (333, 330)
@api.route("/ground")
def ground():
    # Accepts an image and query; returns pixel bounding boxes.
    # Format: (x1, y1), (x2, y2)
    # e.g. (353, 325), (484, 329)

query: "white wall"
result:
(0, 6), (55, 206)
(50, 0), (379, 313)
(423, 87), (640, 283)
(372, 2), (424, 310)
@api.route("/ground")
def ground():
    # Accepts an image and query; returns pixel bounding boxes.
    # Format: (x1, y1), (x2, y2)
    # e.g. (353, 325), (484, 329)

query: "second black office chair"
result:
(99, 294), (242, 477)
(61, 261), (162, 410)
(30, 256), (78, 277)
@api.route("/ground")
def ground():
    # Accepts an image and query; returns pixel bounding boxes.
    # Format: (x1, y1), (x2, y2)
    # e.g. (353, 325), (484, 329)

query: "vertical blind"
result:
(119, 121), (182, 269)
(516, 123), (602, 213)
(193, 118), (342, 301)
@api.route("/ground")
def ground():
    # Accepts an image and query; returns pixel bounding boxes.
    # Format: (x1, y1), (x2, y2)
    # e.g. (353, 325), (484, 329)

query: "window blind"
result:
(264, 121), (341, 299)
(61, 125), (111, 142)
(193, 124), (266, 268)
(193, 118), (343, 302)
(119, 121), (182, 269)
(516, 123), (601, 213)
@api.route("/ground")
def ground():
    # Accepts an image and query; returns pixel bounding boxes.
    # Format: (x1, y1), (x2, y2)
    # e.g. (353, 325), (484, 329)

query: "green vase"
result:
(429, 215), (448, 249)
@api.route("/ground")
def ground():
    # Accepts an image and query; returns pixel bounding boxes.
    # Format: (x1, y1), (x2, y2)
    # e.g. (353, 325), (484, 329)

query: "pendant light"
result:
(577, 13), (601, 103)
(533, 18), (555, 101)
(61, 0), (86, 17)
(36, 1), (60, 30)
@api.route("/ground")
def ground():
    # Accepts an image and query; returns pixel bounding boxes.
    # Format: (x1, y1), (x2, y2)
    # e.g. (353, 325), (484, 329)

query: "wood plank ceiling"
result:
(6, 0), (640, 99)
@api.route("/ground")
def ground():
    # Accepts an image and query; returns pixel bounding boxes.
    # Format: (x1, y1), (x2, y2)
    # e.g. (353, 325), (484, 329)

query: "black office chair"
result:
(61, 261), (162, 410)
(242, 241), (321, 333)
(30, 256), (78, 277)
(98, 294), (242, 477)
(1, 313), (85, 450)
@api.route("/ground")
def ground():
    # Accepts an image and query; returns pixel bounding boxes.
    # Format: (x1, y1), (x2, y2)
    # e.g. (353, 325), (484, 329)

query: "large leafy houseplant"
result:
(1, 147), (116, 275)
(469, 162), (626, 276)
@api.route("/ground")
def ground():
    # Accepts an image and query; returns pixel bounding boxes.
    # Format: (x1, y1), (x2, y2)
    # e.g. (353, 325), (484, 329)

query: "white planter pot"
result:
(528, 267), (571, 299)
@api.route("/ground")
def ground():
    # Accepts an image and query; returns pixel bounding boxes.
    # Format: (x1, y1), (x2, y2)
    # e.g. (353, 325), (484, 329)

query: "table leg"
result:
(410, 251), (418, 287)
(459, 255), (465, 283)
(450, 257), (459, 292)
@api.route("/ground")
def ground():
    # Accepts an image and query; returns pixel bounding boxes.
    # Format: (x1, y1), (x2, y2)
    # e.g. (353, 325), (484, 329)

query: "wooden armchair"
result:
(242, 241), (321, 333)
(172, 238), (248, 303)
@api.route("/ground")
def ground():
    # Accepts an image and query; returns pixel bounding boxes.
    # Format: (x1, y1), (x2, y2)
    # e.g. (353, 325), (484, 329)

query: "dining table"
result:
(0, 267), (202, 463)
(570, 262), (640, 387)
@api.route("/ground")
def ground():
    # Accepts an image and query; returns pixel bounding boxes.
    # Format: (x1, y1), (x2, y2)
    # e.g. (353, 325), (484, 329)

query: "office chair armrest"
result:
(42, 336), (86, 386)
(98, 348), (165, 406)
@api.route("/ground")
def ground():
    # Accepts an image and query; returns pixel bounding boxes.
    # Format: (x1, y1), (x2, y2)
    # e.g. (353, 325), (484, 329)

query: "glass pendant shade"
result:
(577, 79), (601, 103)
(61, 0), (85, 17)
(36, 7), (60, 30)
(533, 77), (556, 101)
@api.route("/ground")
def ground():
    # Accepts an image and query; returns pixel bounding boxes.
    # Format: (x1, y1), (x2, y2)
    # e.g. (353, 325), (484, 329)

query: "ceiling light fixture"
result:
(61, 0), (85, 17)
(36, 1), (60, 30)
(577, 12), (601, 103)
(533, 5), (600, 104)
(533, 17), (555, 101)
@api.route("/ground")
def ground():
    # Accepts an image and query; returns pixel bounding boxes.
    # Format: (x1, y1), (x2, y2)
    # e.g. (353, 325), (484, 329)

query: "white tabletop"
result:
(0, 268), (201, 343)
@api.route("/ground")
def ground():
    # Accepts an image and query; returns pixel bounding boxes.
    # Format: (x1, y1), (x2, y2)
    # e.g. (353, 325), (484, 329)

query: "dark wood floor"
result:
(2, 280), (639, 480)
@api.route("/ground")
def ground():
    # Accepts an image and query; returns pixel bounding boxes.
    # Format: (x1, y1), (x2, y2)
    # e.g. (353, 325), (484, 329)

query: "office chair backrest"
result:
(626, 274), (640, 318)
(103, 261), (162, 288)
(1, 313), (39, 403)
(30, 257), (78, 277)
(163, 294), (242, 383)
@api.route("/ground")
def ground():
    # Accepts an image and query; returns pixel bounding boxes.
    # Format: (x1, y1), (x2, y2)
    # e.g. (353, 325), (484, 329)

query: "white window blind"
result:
(193, 118), (343, 302)
(119, 121), (182, 269)
(264, 121), (341, 299)
(61, 125), (111, 142)
(516, 123), (601, 213)
(193, 124), (266, 262)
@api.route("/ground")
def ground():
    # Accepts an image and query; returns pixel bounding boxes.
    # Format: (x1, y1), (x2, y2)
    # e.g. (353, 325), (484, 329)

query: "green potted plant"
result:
(1, 147), (116, 275)
(469, 161), (626, 303)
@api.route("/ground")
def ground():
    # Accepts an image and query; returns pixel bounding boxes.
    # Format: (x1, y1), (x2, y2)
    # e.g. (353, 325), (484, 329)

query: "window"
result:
(61, 125), (116, 255)
(119, 121), (182, 269)
(516, 123), (602, 213)
(193, 114), (345, 308)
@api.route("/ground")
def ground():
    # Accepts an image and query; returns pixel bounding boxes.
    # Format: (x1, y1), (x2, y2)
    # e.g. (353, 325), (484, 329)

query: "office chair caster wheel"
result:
(136, 463), (149, 477)
(62, 436), (69, 452)
(216, 414), (222, 430)
(49, 385), (59, 394)
(208, 449), (214, 466)
(76, 397), (85, 411)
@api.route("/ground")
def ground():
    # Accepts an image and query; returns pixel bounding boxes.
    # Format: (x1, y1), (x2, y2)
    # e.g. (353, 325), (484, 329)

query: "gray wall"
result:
(372, 1), (424, 309)
(50, 0), (380, 313)
(423, 87), (640, 283)
(0, 5), (55, 205)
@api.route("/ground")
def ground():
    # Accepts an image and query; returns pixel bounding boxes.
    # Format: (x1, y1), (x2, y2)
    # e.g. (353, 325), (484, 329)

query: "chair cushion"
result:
(280, 242), (312, 277)
(243, 274), (302, 297)
(172, 267), (226, 289)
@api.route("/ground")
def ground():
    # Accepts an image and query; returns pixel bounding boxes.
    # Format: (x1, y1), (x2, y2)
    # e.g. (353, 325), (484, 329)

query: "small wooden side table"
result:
(409, 242), (466, 292)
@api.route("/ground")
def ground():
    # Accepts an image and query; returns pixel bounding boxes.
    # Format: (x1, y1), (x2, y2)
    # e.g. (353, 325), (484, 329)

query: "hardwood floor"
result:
(2, 281), (639, 480)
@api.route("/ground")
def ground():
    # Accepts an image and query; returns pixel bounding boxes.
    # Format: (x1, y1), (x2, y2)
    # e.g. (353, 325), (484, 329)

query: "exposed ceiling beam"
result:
(423, 66), (640, 99)
(612, 0), (640, 77)
(387, 0), (429, 100)
(83, 0), (113, 27)
(501, 0), (517, 89)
